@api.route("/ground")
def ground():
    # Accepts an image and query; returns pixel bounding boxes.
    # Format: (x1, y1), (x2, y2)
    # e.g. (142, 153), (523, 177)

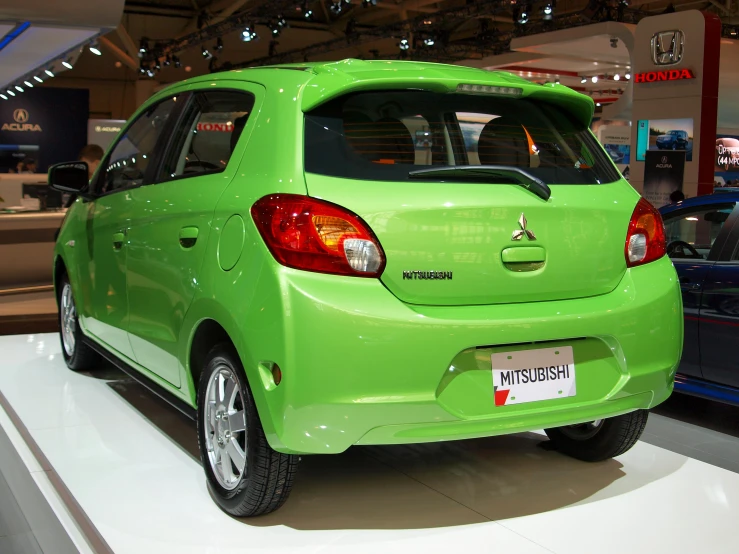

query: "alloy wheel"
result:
(559, 419), (604, 441)
(204, 365), (248, 490)
(60, 283), (77, 357)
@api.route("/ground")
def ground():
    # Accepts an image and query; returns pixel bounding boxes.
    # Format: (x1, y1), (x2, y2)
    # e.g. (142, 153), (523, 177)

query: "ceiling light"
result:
(329, 1), (342, 15)
(15, 85), (23, 93)
(0, 94), (6, 100)
(554, 77), (560, 84)
(614, 73), (620, 81)
(34, 75), (43, 83)
(89, 41), (102, 56)
(62, 58), (73, 70)
(625, 72), (631, 80)
(202, 46), (212, 58)
(399, 37), (410, 51)
(303, 1), (314, 20)
(139, 39), (148, 57)
(277, 15), (287, 27)
(215, 37), (224, 51)
(173, 56), (181, 68)
(242, 26), (258, 42)
(591, 75), (599, 83)
(271, 23), (281, 37)
(543, 3), (554, 20)
(363, 0), (378, 6)
(518, 10), (529, 24)
(147, 69), (155, 78)
(596, 102), (602, 107)
(24, 80), (33, 88)
(7, 90), (15, 97)
(424, 37), (435, 46)
(580, 76), (587, 83)
(164, 55), (171, 67)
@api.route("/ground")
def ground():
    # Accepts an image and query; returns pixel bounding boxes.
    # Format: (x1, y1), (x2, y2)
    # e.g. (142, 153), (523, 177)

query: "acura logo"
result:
(661, 156), (669, 164)
(13, 109), (29, 123)
(512, 213), (536, 241)
(651, 30), (684, 66)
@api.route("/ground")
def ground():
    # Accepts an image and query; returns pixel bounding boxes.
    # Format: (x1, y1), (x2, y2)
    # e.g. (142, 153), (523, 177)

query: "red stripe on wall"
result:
(698, 11), (722, 196)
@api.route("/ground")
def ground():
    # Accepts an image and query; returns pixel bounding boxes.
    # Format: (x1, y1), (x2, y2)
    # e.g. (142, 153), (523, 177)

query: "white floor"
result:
(1, 333), (738, 554)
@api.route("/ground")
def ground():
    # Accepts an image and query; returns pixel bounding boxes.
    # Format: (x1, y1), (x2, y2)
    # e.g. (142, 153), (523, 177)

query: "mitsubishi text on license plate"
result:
(491, 346), (576, 407)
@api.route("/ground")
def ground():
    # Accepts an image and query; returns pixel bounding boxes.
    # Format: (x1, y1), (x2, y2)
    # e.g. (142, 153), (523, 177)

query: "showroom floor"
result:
(1, 333), (738, 554)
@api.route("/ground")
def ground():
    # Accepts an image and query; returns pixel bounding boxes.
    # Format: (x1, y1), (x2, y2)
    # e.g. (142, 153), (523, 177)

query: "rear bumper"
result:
(246, 257), (682, 454)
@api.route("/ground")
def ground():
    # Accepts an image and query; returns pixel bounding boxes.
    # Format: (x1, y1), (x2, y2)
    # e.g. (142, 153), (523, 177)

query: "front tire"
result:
(544, 410), (648, 462)
(196, 344), (299, 517)
(58, 275), (100, 371)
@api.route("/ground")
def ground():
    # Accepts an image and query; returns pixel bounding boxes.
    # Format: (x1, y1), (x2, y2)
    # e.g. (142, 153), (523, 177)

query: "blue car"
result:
(656, 130), (690, 150)
(660, 192), (739, 405)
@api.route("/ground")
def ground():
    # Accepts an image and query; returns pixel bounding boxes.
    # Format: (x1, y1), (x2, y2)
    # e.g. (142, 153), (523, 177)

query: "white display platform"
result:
(1, 333), (738, 554)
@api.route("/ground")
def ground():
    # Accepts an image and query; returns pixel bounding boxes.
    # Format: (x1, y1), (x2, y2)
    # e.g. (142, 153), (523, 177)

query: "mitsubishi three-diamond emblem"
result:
(512, 213), (536, 241)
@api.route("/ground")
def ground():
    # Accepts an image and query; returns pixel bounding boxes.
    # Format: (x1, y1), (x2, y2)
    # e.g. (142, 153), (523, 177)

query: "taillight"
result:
(625, 197), (666, 267)
(251, 194), (386, 277)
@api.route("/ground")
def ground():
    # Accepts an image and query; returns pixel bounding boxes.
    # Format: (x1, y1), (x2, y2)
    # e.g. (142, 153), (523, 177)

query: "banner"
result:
(643, 150), (686, 207)
(88, 119), (125, 150)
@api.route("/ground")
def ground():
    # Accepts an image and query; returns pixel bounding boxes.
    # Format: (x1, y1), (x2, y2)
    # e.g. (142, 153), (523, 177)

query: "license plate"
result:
(491, 346), (576, 407)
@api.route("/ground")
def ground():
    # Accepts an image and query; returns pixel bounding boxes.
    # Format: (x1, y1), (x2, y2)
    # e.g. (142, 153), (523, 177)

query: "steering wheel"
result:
(667, 240), (702, 259)
(183, 160), (220, 172)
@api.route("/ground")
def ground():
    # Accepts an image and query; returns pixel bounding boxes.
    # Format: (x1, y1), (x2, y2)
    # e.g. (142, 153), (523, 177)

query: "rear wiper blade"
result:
(408, 165), (551, 201)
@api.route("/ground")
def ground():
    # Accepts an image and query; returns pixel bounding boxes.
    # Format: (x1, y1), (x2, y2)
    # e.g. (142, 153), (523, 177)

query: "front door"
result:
(83, 95), (182, 361)
(700, 212), (739, 388)
(126, 87), (258, 386)
(663, 201), (737, 378)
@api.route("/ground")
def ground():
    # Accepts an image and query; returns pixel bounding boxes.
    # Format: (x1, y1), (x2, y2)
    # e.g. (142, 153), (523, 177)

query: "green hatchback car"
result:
(50, 59), (682, 516)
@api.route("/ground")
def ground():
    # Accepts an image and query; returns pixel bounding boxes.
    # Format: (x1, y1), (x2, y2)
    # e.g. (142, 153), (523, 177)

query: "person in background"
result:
(669, 190), (685, 204)
(78, 144), (104, 180)
(20, 158), (37, 174)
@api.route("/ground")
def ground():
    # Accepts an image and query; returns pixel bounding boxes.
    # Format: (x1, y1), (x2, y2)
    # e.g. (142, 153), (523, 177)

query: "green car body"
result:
(54, 60), (682, 460)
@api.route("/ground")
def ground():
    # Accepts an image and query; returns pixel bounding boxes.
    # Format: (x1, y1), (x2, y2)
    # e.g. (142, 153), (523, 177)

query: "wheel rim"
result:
(60, 283), (76, 357)
(204, 365), (247, 490)
(559, 419), (604, 441)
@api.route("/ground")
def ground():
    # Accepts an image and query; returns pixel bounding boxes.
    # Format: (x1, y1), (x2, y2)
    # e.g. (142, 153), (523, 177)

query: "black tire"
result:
(544, 410), (648, 462)
(196, 344), (299, 517)
(58, 275), (100, 371)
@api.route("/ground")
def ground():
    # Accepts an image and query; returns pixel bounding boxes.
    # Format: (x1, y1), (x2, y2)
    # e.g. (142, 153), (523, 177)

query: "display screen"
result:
(636, 118), (693, 162)
(715, 134), (739, 186)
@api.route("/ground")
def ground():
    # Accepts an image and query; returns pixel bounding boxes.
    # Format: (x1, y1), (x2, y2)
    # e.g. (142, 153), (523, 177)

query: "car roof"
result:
(153, 58), (595, 126)
(660, 191), (739, 215)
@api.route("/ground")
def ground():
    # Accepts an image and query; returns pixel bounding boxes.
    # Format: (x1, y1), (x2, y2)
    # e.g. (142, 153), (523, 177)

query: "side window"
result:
(664, 204), (735, 260)
(99, 97), (178, 194)
(161, 90), (255, 180)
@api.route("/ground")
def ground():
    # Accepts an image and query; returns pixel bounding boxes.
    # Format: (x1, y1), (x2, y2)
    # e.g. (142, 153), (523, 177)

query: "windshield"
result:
(304, 90), (620, 185)
(669, 131), (681, 136)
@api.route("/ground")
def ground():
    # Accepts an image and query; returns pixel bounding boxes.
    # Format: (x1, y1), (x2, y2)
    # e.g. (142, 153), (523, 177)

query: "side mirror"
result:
(48, 161), (92, 199)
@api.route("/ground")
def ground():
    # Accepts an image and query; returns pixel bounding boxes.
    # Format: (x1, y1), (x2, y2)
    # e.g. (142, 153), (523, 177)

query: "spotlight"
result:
(202, 46), (212, 59)
(15, 85), (23, 93)
(62, 58), (74, 70)
(424, 37), (435, 46)
(554, 77), (560, 84)
(242, 26), (258, 42)
(591, 75), (598, 83)
(0, 94), (6, 100)
(45, 68), (55, 77)
(580, 76), (587, 83)
(139, 65), (147, 74)
(173, 55), (181, 68)
(614, 73), (621, 81)
(277, 15), (287, 27)
(329, 1), (342, 15)
(164, 55), (171, 67)
(146, 69), (155, 78)
(89, 41), (102, 56)
(139, 39), (149, 58)
(543, 3), (553, 20)
(399, 37), (410, 51)
(625, 72), (631, 80)
(302, 1), (314, 19)
(596, 102), (602, 107)
(34, 75), (43, 83)
(8, 90), (15, 97)
(155, 60), (161, 71)
(610, 37), (619, 49)
(271, 23), (281, 37)
(24, 81), (33, 88)
(215, 37), (224, 51)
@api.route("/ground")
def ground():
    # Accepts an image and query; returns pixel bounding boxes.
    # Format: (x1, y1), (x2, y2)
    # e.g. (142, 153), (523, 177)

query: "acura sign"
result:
(2, 108), (41, 132)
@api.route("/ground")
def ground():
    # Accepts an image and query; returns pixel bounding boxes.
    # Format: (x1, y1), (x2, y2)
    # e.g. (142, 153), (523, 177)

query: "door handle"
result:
(112, 231), (126, 250)
(679, 278), (702, 291)
(179, 226), (199, 248)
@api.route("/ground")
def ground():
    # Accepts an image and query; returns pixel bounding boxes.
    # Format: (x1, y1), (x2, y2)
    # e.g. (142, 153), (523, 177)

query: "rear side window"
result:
(160, 90), (254, 180)
(304, 90), (620, 185)
(663, 203), (735, 260)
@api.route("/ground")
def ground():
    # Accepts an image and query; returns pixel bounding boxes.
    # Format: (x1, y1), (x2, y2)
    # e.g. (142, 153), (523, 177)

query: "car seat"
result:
(344, 115), (415, 165)
(477, 117), (530, 167)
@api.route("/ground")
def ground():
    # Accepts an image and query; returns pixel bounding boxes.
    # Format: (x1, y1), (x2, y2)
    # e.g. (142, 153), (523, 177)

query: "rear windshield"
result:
(304, 90), (621, 185)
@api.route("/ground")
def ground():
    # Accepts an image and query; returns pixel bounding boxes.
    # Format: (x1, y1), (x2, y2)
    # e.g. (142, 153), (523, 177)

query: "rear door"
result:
(662, 202), (737, 378)
(125, 86), (259, 386)
(304, 90), (630, 307)
(698, 207), (739, 387)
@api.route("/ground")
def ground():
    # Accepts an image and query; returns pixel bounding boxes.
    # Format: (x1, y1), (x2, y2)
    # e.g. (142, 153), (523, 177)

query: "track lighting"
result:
(424, 37), (435, 46)
(543, 2), (554, 20)
(303, 1), (314, 20)
(34, 75), (43, 83)
(202, 46), (212, 59)
(173, 55), (181, 68)
(164, 55), (171, 67)
(0, 94), (6, 100)
(614, 73), (621, 81)
(215, 37), (224, 51)
(62, 58), (74, 70)
(277, 15), (287, 27)
(580, 76), (587, 83)
(15, 85), (23, 93)
(89, 41), (102, 56)
(24, 81), (33, 88)
(242, 26), (258, 42)
(399, 37), (410, 51)
(139, 39), (149, 58)
(329, 1), (342, 15)
(591, 75), (598, 83)
(45, 69), (54, 77)
(7, 90), (15, 97)
(271, 23), (281, 37)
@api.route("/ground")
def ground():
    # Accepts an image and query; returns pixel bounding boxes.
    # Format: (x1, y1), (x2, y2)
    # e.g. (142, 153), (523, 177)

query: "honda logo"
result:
(651, 30), (684, 66)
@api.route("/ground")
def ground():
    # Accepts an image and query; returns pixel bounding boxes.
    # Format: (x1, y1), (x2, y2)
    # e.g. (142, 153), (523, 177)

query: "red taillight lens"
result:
(625, 197), (666, 267)
(251, 194), (386, 277)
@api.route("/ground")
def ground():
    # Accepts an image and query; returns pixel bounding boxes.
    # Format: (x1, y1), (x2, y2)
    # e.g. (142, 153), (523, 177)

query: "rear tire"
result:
(58, 275), (100, 371)
(544, 410), (648, 462)
(196, 344), (299, 517)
